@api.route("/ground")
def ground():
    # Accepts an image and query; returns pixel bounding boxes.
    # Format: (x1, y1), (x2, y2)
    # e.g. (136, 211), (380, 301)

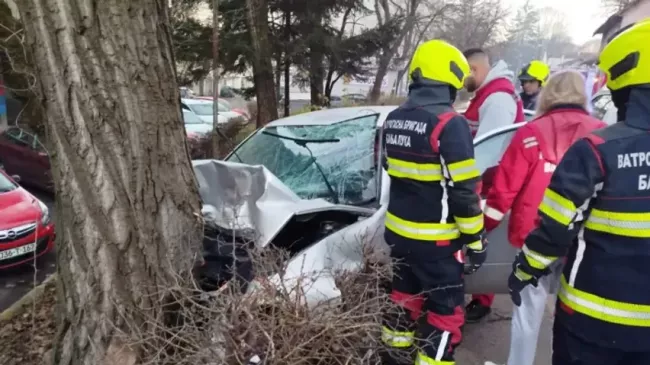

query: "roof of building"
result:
(593, 0), (645, 35)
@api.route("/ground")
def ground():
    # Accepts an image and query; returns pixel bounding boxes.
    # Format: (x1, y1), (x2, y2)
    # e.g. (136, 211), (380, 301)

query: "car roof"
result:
(181, 98), (212, 105)
(264, 105), (535, 129)
(266, 106), (398, 127)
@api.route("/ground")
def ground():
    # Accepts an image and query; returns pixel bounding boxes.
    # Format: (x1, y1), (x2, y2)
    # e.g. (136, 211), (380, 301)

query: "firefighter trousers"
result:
(381, 251), (465, 365)
(553, 321), (650, 365)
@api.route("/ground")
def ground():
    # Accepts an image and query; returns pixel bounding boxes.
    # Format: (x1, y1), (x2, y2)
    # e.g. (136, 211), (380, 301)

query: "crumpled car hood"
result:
(192, 159), (375, 247)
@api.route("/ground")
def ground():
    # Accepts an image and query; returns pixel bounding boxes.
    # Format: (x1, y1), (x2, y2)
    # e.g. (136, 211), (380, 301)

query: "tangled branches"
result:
(117, 241), (394, 365)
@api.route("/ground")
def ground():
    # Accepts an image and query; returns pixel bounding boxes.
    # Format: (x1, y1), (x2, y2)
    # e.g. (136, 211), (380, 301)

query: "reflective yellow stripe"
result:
(522, 245), (557, 270)
(381, 326), (414, 348)
(466, 240), (483, 250)
(387, 157), (443, 182)
(415, 352), (454, 365)
(585, 208), (650, 238)
(385, 212), (460, 241)
(447, 159), (480, 182)
(558, 275), (650, 327)
(538, 188), (576, 226)
(514, 267), (532, 281)
(454, 214), (484, 235)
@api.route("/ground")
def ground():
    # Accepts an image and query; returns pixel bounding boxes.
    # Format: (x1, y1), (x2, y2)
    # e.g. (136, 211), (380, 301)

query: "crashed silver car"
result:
(192, 106), (536, 305)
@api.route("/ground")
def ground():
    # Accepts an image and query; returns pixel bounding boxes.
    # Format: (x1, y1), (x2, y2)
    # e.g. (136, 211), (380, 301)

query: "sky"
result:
(504, 0), (608, 44)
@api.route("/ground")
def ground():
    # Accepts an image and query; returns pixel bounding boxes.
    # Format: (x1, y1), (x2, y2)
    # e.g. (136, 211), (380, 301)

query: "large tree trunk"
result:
(246, 0), (278, 127)
(16, 1), (203, 364)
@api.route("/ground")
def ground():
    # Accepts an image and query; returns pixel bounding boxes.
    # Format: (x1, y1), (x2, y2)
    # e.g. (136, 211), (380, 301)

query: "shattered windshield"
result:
(227, 114), (379, 205)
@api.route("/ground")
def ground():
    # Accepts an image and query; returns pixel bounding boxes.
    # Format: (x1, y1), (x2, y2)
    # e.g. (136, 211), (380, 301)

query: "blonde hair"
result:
(535, 70), (587, 116)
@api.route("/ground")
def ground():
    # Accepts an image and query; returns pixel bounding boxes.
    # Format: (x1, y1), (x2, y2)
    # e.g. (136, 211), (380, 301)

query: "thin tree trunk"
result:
(15, 1), (203, 364)
(211, 0), (221, 158)
(369, 49), (392, 103)
(282, 7), (291, 116)
(245, 0), (278, 127)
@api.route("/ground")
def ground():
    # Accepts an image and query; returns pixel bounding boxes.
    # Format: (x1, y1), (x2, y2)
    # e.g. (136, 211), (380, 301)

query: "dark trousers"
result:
(381, 251), (465, 365)
(553, 321), (650, 365)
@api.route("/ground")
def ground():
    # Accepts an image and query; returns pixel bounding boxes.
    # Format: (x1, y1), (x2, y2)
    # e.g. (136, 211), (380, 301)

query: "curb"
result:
(0, 273), (57, 322)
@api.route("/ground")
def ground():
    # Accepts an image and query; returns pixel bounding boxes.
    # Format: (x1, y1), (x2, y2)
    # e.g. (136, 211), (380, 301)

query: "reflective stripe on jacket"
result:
(520, 88), (650, 351)
(483, 105), (606, 247)
(382, 85), (484, 259)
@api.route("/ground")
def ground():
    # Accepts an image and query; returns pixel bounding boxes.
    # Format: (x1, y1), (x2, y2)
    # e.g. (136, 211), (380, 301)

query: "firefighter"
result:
(518, 60), (550, 110)
(507, 18), (650, 365)
(381, 39), (487, 365)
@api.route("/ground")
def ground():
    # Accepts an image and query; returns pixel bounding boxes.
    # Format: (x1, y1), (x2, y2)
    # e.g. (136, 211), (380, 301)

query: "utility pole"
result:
(211, 0), (221, 158)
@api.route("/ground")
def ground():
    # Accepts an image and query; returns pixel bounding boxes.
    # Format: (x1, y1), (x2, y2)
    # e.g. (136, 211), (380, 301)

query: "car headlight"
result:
(37, 199), (51, 225)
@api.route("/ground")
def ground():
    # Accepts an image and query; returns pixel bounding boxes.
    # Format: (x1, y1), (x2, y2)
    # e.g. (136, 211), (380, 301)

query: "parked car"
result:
(0, 169), (55, 269)
(182, 108), (213, 136)
(0, 127), (53, 193)
(181, 98), (245, 125)
(591, 88), (618, 125)
(0, 112), (205, 191)
(192, 106), (555, 306)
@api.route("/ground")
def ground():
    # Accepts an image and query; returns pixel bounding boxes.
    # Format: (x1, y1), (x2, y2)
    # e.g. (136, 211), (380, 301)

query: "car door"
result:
(464, 123), (523, 294)
(0, 127), (35, 182)
(29, 134), (53, 191)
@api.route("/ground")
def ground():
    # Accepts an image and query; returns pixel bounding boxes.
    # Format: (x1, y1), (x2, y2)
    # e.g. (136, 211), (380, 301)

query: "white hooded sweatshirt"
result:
(474, 60), (519, 138)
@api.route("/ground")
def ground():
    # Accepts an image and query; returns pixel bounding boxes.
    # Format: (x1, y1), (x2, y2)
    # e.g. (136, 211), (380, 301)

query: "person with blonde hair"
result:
(480, 70), (606, 365)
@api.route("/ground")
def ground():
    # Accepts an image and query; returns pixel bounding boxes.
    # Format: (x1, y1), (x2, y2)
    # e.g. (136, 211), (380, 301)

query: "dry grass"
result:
(0, 280), (57, 365)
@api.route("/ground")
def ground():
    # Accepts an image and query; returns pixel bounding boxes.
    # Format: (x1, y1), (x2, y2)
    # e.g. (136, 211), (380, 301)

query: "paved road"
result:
(0, 188), (57, 312)
(457, 295), (554, 364)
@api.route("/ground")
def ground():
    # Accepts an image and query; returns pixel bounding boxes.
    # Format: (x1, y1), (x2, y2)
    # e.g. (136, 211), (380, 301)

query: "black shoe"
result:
(465, 299), (491, 323)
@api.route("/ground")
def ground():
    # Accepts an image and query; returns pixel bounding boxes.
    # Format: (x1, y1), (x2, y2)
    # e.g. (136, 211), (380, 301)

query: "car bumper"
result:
(0, 222), (55, 269)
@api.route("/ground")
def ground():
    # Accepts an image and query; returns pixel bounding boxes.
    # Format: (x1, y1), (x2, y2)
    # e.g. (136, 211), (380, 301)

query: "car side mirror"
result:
(11, 175), (20, 183)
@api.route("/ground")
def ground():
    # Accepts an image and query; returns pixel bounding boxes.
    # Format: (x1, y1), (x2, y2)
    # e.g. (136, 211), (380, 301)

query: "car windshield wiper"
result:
(262, 130), (341, 204)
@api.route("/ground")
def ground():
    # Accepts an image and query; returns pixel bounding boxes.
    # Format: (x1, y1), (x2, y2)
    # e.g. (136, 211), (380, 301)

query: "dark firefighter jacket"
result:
(520, 91), (539, 111)
(382, 84), (484, 259)
(520, 87), (650, 351)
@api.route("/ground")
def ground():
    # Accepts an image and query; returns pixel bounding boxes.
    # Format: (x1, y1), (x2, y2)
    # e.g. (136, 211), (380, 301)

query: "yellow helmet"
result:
(409, 40), (470, 90)
(598, 18), (650, 91)
(518, 60), (550, 86)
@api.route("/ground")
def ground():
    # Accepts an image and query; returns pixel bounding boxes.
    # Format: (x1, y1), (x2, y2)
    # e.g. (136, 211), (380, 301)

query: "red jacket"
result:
(464, 77), (526, 137)
(483, 105), (607, 248)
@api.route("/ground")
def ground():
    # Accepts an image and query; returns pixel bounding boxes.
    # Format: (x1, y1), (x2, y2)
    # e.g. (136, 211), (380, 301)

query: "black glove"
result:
(508, 252), (551, 306)
(464, 237), (488, 275)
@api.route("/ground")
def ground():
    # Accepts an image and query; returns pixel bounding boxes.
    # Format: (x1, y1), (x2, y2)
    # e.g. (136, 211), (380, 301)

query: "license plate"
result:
(0, 243), (36, 261)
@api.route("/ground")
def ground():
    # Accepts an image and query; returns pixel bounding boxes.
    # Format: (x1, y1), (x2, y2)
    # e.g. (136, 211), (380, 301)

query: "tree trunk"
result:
(283, 9), (291, 117)
(245, 0), (278, 127)
(15, 1), (203, 364)
(211, 0), (221, 158)
(369, 49), (392, 103)
(309, 45), (325, 106)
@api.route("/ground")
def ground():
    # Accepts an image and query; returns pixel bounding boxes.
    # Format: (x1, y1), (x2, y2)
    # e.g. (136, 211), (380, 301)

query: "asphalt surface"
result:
(0, 189), (554, 364)
(0, 188), (57, 312)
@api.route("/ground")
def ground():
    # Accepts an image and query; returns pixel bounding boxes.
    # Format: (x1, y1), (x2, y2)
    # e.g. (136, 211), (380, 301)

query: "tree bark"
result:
(15, 1), (203, 364)
(283, 9), (291, 117)
(245, 0), (278, 127)
(211, 0), (221, 158)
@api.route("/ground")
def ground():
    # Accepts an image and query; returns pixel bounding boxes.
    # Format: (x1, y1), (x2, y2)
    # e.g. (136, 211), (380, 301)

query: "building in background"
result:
(593, 0), (650, 49)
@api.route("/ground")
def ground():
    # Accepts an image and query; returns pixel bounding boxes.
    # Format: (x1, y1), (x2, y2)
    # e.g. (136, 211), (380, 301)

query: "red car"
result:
(0, 126), (53, 193)
(0, 169), (55, 269)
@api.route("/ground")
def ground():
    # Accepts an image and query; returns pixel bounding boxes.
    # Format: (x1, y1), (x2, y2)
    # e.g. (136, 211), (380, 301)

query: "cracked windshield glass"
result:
(228, 114), (378, 205)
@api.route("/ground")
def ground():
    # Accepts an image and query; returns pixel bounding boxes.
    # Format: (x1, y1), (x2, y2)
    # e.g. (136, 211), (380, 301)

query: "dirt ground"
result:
(0, 279), (56, 365)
